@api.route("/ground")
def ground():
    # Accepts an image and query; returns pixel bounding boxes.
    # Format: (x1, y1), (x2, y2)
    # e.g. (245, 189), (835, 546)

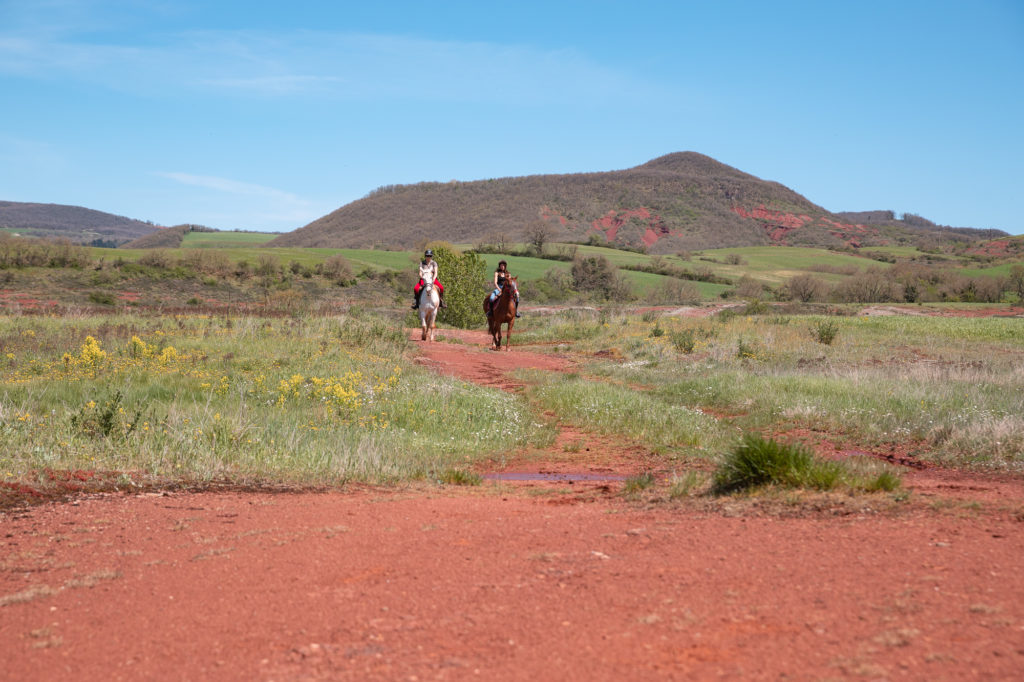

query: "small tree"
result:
(1008, 265), (1024, 302)
(786, 274), (826, 302)
(432, 246), (488, 329)
(731, 275), (764, 300)
(571, 255), (631, 301)
(524, 220), (553, 255)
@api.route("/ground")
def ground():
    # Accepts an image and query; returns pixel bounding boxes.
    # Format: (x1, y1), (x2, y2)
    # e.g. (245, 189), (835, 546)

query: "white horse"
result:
(418, 270), (440, 342)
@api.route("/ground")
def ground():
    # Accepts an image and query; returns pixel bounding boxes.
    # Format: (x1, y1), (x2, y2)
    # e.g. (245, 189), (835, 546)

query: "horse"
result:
(484, 276), (517, 351)
(418, 270), (440, 342)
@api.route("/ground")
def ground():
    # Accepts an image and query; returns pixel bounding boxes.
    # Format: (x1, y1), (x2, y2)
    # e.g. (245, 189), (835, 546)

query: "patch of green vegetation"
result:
(526, 372), (726, 455)
(532, 310), (1024, 470)
(180, 231), (278, 247)
(0, 314), (550, 485)
(711, 434), (900, 494)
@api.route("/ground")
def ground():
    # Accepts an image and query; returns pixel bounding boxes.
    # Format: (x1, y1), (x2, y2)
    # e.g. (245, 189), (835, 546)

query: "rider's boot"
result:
(439, 292), (448, 308)
(411, 292), (419, 309)
(515, 297), (521, 317)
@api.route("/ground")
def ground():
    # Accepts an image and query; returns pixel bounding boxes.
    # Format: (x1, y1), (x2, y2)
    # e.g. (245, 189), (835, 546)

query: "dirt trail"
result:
(3, 330), (1024, 681)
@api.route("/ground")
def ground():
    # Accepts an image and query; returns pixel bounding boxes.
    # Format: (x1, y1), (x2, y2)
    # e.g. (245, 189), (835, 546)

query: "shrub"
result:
(255, 254), (280, 277)
(645, 278), (701, 305)
(736, 337), (760, 359)
(139, 250), (172, 269)
(432, 246), (488, 329)
(832, 268), (899, 302)
(742, 298), (769, 315)
(711, 435), (843, 494)
(321, 254), (354, 284)
(669, 329), (696, 354)
(785, 274), (827, 302)
(730, 275), (764, 300)
(811, 319), (839, 345)
(88, 291), (116, 306)
(571, 255), (631, 301)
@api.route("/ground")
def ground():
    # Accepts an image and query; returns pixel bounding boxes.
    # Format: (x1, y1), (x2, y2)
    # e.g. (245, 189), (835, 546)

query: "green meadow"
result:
(2, 307), (1020, 497)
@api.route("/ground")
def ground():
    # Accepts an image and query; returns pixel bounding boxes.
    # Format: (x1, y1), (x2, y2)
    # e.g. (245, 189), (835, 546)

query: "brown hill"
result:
(0, 201), (159, 246)
(120, 225), (190, 249)
(268, 152), (1005, 253)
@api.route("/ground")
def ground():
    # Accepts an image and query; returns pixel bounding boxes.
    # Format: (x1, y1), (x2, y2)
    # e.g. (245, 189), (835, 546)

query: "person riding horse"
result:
(486, 259), (520, 317)
(412, 249), (447, 309)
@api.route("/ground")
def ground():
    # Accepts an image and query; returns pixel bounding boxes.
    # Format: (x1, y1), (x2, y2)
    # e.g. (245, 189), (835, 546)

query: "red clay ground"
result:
(3, 329), (1024, 681)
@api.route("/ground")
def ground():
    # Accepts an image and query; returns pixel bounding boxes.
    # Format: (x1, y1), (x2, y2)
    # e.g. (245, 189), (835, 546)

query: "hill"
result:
(121, 225), (190, 249)
(0, 201), (159, 246)
(268, 152), (1006, 254)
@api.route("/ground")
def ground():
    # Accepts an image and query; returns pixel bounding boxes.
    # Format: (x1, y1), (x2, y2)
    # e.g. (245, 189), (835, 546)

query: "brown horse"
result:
(483, 277), (517, 351)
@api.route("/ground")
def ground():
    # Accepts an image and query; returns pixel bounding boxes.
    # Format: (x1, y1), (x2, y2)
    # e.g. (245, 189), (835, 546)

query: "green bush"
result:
(811, 319), (840, 345)
(669, 329), (696, 354)
(433, 246), (488, 329)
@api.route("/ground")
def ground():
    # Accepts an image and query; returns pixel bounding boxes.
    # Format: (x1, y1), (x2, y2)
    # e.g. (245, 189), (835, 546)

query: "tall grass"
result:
(0, 314), (550, 484)
(528, 310), (1024, 470)
(526, 372), (727, 454)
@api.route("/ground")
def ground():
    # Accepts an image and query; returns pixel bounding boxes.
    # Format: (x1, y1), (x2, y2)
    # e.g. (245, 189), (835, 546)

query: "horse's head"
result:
(421, 270), (435, 288)
(507, 276), (518, 293)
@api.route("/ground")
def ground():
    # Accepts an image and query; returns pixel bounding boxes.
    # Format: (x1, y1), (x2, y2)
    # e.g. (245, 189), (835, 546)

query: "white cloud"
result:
(0, 25), (664, 103)
(155, 171), (324, 227)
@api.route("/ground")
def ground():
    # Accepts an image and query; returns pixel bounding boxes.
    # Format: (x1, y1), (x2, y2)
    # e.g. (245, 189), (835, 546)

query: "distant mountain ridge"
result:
(0, 201), (159, 246)
(269, 152), (1005, 253)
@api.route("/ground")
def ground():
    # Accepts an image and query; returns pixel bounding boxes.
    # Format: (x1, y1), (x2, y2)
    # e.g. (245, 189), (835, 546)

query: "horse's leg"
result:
(505, 318), (513, 351)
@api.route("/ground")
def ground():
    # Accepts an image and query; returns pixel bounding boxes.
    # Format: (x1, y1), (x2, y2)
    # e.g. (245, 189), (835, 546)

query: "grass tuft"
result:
(711, 434), (843, 494)
(437, 469), (483, 486)
(623, 471), (656, 495)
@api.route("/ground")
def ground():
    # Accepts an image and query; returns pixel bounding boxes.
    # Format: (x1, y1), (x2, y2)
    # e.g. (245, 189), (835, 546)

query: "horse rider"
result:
(412, 249), (446, 309)
(486, 259), (520, 317)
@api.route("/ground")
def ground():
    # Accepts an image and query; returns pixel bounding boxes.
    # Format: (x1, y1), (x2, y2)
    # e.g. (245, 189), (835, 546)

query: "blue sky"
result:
(1, 0), (1021, 234)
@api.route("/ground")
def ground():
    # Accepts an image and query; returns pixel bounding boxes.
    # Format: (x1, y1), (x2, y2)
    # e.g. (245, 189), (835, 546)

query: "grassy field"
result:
(7, 236), (1020, 322)
(696, 246), (882, 284)
(0, 313), (553, 485)
(181, 231), (279, 247)
(2, 307), (1021, 499)
(514, 310), (1024, 471)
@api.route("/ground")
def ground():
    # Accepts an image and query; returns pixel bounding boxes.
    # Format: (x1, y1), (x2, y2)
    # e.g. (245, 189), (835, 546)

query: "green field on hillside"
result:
(960, 259), (1024, 278)
(697, 246), (883, 284)
(181, 231), (278, 247)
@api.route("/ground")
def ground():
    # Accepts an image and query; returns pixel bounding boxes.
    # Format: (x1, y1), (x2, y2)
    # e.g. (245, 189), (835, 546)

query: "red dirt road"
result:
(3, 331), (1024, 681)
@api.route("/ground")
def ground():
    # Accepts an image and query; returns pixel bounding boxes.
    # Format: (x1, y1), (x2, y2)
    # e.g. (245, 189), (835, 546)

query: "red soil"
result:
(3, 328), (1024, 680)
(731, 205), (883, 247)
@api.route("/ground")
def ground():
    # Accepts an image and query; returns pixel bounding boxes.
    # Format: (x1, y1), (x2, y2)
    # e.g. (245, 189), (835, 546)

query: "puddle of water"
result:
(483, 472), (627, 482)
